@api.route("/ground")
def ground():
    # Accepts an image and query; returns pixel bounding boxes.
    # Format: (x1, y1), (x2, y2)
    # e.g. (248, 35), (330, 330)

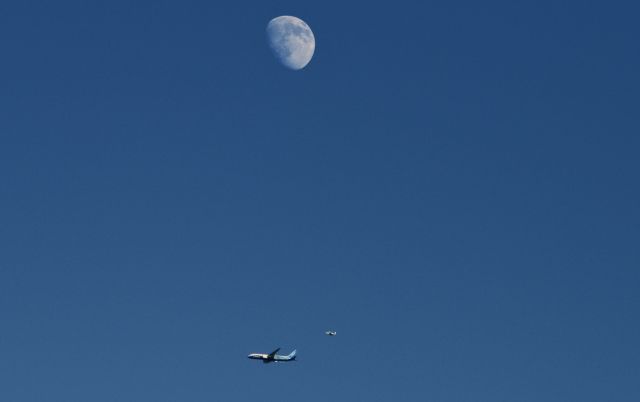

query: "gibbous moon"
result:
(266, 16), (315, 70)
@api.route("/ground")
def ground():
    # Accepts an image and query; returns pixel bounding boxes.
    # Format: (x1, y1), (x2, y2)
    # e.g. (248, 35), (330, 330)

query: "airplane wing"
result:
(267, 348), (280, 359)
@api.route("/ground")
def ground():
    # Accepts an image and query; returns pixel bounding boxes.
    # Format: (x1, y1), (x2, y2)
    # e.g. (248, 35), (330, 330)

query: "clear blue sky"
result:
(1, 1), (639, 401)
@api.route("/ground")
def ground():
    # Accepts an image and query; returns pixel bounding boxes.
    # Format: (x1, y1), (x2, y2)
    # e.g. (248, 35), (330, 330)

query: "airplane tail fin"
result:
(287, 349), (297, 360)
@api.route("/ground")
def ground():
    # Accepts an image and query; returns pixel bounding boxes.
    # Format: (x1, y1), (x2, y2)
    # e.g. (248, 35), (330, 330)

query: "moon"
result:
(266, 16), (315, 70)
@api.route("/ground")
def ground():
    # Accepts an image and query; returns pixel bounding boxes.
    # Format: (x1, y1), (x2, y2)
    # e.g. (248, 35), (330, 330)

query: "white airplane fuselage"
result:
(248, 348), (296, 363)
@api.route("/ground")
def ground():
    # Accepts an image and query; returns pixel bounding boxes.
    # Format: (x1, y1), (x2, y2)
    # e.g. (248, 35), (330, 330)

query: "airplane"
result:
(247, 348), (297, 364)
(325, 330), (337, 336)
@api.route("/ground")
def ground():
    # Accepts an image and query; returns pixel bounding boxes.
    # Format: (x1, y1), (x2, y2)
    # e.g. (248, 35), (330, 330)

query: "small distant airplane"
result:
(325, 330), (337, 336)
(248, 348), (297, 364)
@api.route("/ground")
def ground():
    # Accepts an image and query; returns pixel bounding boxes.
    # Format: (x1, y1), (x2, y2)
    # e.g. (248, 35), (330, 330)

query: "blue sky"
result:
(1, 1), (639, 401)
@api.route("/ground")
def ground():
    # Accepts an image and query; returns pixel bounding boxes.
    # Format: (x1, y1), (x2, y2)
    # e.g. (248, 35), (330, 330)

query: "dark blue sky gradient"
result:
(1, 1), (639, 401)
